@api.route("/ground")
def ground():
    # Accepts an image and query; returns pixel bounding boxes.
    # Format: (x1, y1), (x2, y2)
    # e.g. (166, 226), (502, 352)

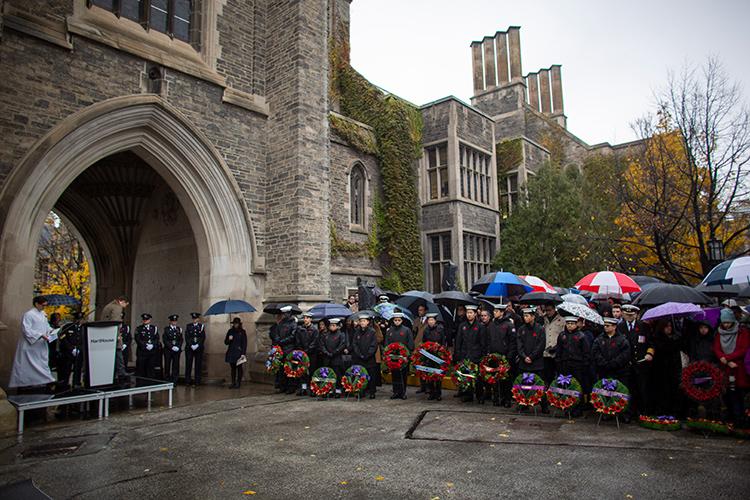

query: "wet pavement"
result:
(0, 382), (748, 499)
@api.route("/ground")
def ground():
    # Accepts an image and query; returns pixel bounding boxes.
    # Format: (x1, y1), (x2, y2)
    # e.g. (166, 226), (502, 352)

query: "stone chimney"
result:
(470, 27), (527, 117)
(550, 65), (566, 127)
(507, 26), (522, 80)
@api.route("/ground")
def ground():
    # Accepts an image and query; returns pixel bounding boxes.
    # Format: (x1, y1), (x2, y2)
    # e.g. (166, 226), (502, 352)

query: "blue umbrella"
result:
(307, 303), (352, 321)
(40, 294), (81, 306)
(204, 299), (257, 316)
(470, 272), (533, 298)
(702, 256), (750, 286)
(374, 303), (415, 326)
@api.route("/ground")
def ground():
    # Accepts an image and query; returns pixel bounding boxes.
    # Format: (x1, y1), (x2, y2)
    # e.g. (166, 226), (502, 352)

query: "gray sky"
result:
(349, 0), (750, 145)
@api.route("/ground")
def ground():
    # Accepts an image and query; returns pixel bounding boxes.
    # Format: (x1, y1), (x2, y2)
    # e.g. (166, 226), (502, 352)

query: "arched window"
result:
(350, 163), (365, 227)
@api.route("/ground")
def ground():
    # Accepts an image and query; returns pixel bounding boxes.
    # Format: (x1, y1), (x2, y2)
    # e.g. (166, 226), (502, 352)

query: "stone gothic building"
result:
(0, 1), (634, 382)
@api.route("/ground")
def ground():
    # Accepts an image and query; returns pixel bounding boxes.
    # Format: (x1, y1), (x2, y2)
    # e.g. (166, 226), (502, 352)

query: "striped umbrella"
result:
(519, 275), (556, 293)
(701, 256), (750, 286)
(574, 271), (641, 294)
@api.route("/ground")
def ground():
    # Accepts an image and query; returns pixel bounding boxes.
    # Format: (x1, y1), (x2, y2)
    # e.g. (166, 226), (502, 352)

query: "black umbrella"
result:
(39, 294), (81, 306)
(372, 287), (401, 302)
(738, 286), (750, 299)
(519, 292), (563, 305)
(694, 283), (740, 298)
(395, 292), (434, 315)
(632, 284), (712, 306)
(263, 303), (302, 315)
(433, 291), (478, 308)
(631, 275), (663, 287)
(347, 309), (377, 323)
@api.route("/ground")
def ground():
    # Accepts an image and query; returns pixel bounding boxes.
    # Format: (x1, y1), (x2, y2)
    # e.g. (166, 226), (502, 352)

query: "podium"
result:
(84, 321), (120, 388)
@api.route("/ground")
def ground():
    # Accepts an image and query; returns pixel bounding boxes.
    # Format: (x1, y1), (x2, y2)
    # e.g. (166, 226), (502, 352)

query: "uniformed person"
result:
(486, 303), (516, 407)
(556, 316), (591, 417)
(454, 304), (487, 403)
(162, 314), (183, 383)
(385, 312), (414, 400)
(318, 318), (347, 397)
(617, 304), (653, 418)
(184, 312), (206, 386)
(351, 312), (378, 399)
(58, 313), (85, 390)
(120, 322), (132, 371)
(516, 307), (547, 411)
(295, 311), (319, 396)
(592, 317), (631, 383)
(422, 313), (446, 401)
(270, 306), (297, 394)
(135, 313), (160, 379)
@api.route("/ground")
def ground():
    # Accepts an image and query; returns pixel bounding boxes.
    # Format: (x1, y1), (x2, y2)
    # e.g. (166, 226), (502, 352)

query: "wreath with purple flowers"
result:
(283, 350), (310, 378)
(341, 365), (370, 395)
(311, 367), (337, 396)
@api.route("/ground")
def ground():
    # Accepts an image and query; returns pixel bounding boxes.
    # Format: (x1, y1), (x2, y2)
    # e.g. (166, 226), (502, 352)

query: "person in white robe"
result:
(9, 296), (55, 389)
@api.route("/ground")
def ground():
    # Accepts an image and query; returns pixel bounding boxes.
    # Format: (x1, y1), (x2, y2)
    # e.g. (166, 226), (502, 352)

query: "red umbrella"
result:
(574, 271), (641, 294)
(518, 275), (556, 293)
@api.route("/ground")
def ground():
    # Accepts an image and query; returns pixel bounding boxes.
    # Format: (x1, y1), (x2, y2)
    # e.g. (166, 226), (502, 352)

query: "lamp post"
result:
(707, 238), (725, 268)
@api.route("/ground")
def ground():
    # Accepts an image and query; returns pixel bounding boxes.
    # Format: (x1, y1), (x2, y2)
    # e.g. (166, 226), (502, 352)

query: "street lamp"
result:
(707, 238), (725, 266)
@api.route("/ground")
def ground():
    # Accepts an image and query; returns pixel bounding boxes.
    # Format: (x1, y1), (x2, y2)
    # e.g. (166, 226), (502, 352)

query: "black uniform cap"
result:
(169, 314), (179, 321)
(190, 312), (202, 319)
(141, 313), (152, 320)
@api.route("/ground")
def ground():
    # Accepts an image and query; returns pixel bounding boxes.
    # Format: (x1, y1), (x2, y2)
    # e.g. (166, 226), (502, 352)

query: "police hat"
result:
(328, 318), (342, 325)
(563, 316), (579, 323)
(378, 295), (390, 302)
(357, 312), (373, 320)
(425, 312), (439, 319)
(302, 311), (313, 318)
(493, 302), (509, 310)
(603, 317), (619, 325)
(190, 312), (202, 319)
(169, 314), (179, 321)
(391, 312), (405, 319)
(465, 304), (479, 311)
(521, 307), (536, 315)
(621, 304), (640, 313)
(141, 313), (152, 320)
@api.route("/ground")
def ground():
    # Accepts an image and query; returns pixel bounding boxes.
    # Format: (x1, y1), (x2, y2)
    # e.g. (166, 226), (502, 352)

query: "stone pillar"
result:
(482, 36), (497, 89)
(526, 72), (540, 111)
(538, 68), (551, 114)
(265, 0), (331, 300)
(471, 41), (484, 94)
(495, 31), (509, 84)
(507, 26), (522, 81)
(551, 64), (564, 114)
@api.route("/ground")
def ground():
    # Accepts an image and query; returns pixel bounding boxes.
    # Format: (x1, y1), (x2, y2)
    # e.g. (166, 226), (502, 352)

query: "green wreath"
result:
(512, 372), (546, 407)
(545, 374), (582, 411)
(451, 359), (478, 391)
(591, 378), (630, 415)
(283, 350), (310, 378)
(311, 367), (337, 396)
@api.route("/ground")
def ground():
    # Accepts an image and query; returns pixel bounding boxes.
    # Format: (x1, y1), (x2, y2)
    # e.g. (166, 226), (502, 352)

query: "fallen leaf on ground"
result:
(446, 482), (454, 488)
(278, 438), (284, 442)
(144, 469), (150, 472)
(356, 467), (363, 471)
(309, 454), (316, 458)
(466, 470), (472, 474)
(159, 448), (168, 452)
(243, 491), (256, 495)
(641, 473), (648, 477)
(490, 417), (496, 421)
(625, 495), (633, 499)
(430, 497), (440, 500)
(304, 426), (310, 429)
(489, 444), (495, 448)
(556, 462), (562, 466)
(498, 433), (510, 438)
(340, 481), (348, 485)
(375, 475), (385, 481)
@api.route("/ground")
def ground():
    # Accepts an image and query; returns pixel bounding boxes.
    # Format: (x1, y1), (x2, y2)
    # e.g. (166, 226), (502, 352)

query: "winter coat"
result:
(516, 322), (545, 372)
(385, 325), (415, 352)
(555, 328), (591, 372)
(713, 326), (750, 389)
(351, 326), (378, 366)
(455, 319), (487, 363)
(318, 330), (346, 365)
(423, 323), (446, 345)
(592, 332), (630, 381)
(486, 317), (515, 357)
(224, 327), (247, 364)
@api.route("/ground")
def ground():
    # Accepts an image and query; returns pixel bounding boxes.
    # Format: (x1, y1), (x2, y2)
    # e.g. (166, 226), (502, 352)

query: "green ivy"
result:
(496, 138), (523, 174)
(329, 114), (378, 155)
(330, 39), (424, 292)
(330, 220), (371, 259)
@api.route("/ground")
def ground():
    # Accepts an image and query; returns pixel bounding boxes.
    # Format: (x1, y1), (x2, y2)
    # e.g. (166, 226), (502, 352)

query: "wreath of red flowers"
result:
(479, 353), (510, 384)
(384, 342), (410, 371)
(265, 345), (284, 373)
(451, 359), (478, 391)
(341, 365), (370, 395)
(311, 367), (337, 396)
(411, 342), (452, 382)
(639, 415), (681, 431)
(591, 378), (630, 415)
(283, 350), (310, 378)
(545, 374), (582, 411)
(512, 373), (545, 407)
(681, 361), (725, 402)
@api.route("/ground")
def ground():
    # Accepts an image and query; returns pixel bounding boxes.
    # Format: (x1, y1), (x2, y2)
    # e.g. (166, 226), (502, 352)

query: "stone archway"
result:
(0, 95), (262, 383)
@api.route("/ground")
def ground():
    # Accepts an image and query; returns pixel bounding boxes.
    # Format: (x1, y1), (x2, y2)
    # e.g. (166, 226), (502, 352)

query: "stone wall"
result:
(421, 100), (451, 144)
(458, 203), (498, 235)
(456, 105), (494, 149)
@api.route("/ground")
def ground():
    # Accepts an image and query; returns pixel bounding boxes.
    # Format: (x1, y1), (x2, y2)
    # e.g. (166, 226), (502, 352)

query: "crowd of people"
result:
(269, 293), (750, 427)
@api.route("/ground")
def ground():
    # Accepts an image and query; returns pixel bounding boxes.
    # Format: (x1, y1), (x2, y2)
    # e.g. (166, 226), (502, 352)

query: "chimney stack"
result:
(526, 72), (540, 111)
(495, 31), (509, 84)
(471, 41), (484, 94)
(538, 68), (551, 114)
(482, 36), (497, 89)
(507, 26), (522, 80)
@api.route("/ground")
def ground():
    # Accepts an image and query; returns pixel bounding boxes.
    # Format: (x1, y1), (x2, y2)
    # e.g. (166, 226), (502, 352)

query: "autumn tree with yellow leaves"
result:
(34, 212), (91, 317)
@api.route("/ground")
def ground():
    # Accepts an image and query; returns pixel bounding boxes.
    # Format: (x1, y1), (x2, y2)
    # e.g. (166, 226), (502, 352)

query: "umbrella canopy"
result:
(557, 302), (604, 326)
(702, 256), (750, 286)
(371, 287), (401, 302)
(205, 299), (257, 316)
(433, 291), (478, 308)
(262, 303), (301, 315)
(471, 272), (533, 298)
(561, 293), (588, 305)
(395, 294), (434, 315)
(519, 291), (563, 305)
(553, 287), (571, 295)
(519, 275), (556, 293)
(574, 271), (641, 294)
(641, 302), (703, 322)
(39, 294), (81, 306)
(306, 303), (352, 321)
(738, 286), (750, 299)
(631, 275), (663, 286)
(347, 309), (377, 323)
(632, 284), (712, 306)
(592, 292), (631, 302)
(373, 303), (414, 326)
(694, 283), (740, 298)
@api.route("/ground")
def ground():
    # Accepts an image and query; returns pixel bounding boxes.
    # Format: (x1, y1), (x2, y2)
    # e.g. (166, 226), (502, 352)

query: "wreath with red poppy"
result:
(384, 342), (410, 371)
(265, 345), (284, 373)
(411, 342), (452, 382)
(681, 361), (725, 402)
(341, 365), (370, 395)
(512, 372), (546, 407)
(479, 353), (510, 384)
(591, 378), (630, 415)
(310, 367), (337, 396)
(545, 374), (582, 411)
(451, 359), (478, 391)
(283, 350), (310, 378)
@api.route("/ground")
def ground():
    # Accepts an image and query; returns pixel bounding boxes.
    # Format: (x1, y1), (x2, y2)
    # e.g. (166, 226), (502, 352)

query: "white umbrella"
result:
(561, 293), (588, 305)
(557, 302), (604, 326)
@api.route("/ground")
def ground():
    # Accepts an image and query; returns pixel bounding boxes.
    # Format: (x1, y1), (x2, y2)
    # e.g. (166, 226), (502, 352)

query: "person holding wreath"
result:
(385, 312), (413, 400)
(455, 304), (487, 403)
(422, 312), (447, 400)
(225, 317), (247, 389)
(351, 312), (378, 399)
(486, 303), (515, 407)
